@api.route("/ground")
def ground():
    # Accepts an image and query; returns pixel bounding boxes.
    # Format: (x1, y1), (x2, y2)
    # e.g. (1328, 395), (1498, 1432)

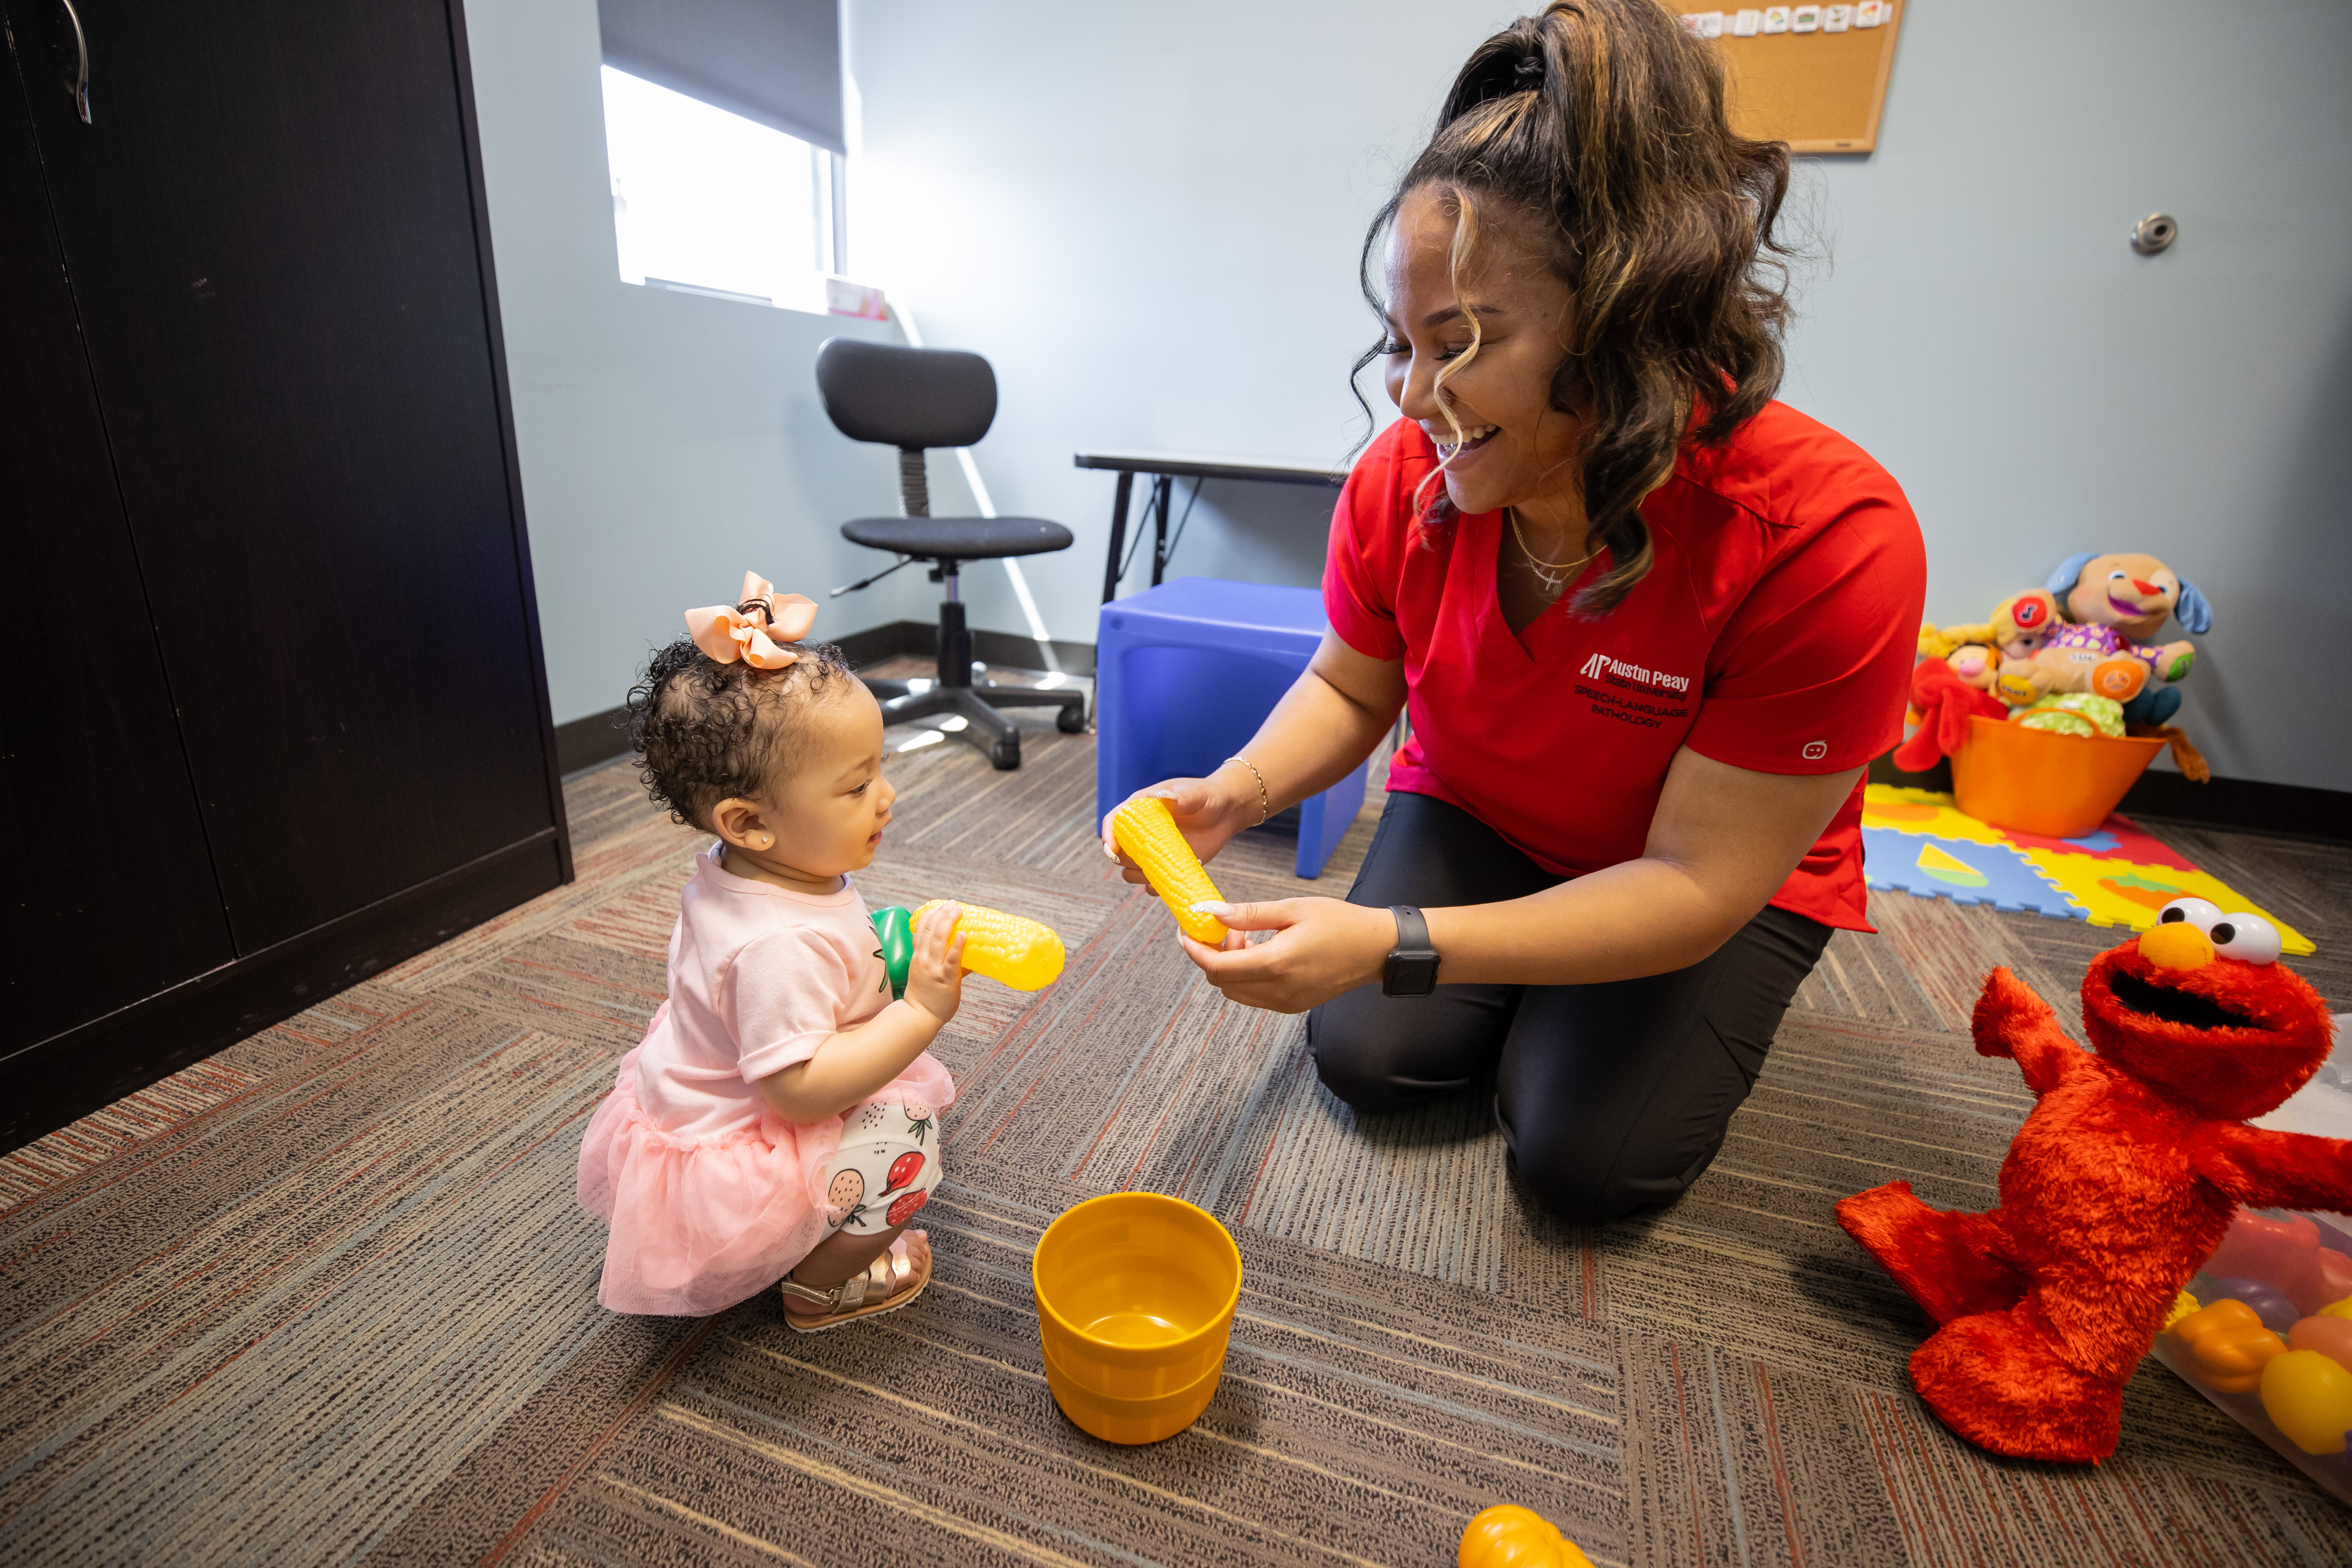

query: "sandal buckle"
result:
(779, 1276), (842, 1310)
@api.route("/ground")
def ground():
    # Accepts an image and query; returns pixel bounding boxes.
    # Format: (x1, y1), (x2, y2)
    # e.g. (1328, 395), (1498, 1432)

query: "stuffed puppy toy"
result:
(2021, 623), (2159, 705)
(1837, 900), (2346, 1464)
(2047, 552), (2210, 726)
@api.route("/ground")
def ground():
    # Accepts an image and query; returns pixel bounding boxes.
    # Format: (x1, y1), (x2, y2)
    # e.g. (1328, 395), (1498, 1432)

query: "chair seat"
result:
(842, 515), (1074, 560)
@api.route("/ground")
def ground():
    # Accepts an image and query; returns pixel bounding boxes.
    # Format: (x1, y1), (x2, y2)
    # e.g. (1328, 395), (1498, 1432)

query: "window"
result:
(601, 66), (845, 313)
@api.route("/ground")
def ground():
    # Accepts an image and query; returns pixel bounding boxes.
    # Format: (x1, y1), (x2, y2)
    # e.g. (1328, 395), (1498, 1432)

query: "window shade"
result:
(599, 0), (843, 155)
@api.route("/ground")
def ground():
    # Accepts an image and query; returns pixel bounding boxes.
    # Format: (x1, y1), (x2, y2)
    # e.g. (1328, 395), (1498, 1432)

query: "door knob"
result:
(2131, 213), (2178, 257)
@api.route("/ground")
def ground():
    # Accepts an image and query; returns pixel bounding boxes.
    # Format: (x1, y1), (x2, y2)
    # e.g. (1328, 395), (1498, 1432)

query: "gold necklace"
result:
(1507, 507), (1594, 592)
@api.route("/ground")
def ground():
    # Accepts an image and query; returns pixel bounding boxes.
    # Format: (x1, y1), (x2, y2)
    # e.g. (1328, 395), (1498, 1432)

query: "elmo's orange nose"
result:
(2139, 922), (2214, 970)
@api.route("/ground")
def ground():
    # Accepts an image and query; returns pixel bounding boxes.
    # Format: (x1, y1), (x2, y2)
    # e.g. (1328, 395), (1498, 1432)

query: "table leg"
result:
(1150, 475), (1172, 587)
(1102, 470), (1134, 604)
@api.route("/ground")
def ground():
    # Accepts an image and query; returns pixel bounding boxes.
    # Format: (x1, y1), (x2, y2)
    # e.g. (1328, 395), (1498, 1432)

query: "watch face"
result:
(1384, 952), (1440, 996)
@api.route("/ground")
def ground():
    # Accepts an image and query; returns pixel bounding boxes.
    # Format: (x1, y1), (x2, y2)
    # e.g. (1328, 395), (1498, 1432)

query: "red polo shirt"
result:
(1324, 406), (1925, 932)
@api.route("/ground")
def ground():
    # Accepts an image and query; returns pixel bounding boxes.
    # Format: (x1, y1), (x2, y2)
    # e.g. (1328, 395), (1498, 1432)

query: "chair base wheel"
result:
(1056, 706), (1088, 734)
(989, 737), (1020, 769)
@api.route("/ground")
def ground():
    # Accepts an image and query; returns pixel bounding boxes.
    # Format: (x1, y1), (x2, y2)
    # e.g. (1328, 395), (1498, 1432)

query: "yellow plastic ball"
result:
(1458, 1505), (1594, 1568)
(2258, 1349), (2352, 1455)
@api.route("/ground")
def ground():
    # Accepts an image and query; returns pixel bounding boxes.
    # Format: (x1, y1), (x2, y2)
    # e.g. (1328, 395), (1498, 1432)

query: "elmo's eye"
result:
(2157, 897), (2221, 931)
(2209, 914), (2282, 965)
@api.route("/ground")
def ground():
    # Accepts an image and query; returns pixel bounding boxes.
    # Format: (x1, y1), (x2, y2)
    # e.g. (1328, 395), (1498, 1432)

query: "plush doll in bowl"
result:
(1837, 901), (2346, 1464)
(2046, 552), (2209, 726)
(1918, 589), (2061, 661)
(1920, 589), (2064, 707)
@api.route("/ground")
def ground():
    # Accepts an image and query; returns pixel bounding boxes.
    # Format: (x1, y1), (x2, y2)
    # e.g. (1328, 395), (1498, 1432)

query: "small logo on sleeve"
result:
(1802, 741), (1829, 760)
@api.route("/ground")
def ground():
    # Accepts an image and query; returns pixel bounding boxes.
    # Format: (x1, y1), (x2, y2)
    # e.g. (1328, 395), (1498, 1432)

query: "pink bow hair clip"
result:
(684, 572), (818, 669)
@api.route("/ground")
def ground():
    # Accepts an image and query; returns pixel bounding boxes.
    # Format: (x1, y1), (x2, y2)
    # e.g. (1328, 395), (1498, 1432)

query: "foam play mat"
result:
(1862, 785), (2315, 954)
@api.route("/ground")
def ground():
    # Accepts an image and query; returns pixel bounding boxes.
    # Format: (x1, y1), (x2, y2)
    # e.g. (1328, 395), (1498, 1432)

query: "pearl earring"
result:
(757, 834), (774, 849)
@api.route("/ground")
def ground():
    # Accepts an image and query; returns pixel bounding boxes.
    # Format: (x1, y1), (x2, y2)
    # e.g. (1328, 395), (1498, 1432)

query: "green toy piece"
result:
(2016, 692), (2126, 738)
(870, 906), (913, 1000)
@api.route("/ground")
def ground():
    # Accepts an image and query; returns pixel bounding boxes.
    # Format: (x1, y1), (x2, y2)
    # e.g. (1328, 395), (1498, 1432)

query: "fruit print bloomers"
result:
(818, 1096), (943, 1237)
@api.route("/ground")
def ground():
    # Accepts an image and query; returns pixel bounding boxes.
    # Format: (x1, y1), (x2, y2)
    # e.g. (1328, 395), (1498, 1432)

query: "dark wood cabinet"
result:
(0, 0), (568, 1149)
(1, 61), (237, 1050)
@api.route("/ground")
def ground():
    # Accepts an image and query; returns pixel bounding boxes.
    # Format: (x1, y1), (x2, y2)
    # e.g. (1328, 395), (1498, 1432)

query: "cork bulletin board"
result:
(1675, 3), (1908, 155)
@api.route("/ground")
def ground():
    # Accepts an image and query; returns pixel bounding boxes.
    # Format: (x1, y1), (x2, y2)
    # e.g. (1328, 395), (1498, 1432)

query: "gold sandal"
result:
(780, 1233), (930, 1332)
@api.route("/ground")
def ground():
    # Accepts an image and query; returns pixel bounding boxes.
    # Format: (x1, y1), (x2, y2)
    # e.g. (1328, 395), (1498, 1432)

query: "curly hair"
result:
(1354, 0), (1795, 615)
(625, 638), (858, 829)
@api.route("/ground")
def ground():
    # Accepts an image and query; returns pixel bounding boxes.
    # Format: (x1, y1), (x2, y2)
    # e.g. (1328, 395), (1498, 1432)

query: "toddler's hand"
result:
(905, 900), (967, 1029)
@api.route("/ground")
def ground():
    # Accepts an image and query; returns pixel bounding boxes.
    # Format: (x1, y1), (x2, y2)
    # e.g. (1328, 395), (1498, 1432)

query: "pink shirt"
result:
(633, 843), (925, 1140)
(575, 842), (955, 1314)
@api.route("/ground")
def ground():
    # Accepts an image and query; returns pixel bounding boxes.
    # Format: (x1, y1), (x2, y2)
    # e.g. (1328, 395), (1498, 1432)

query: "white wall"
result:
(843, 0), (1494, 633)
(462, 0), (936, 728)
(844, 0), (2352, 791)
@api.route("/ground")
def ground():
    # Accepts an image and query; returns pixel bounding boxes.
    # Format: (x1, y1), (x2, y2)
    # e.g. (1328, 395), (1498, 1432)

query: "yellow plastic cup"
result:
(1042, 1339), (1226, 1446)
(1032, 1192), (1242, 1443)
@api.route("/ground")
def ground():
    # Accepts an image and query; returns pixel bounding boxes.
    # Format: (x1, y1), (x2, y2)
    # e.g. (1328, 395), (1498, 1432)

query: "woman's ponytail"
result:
(1360, 0), (1795, 616)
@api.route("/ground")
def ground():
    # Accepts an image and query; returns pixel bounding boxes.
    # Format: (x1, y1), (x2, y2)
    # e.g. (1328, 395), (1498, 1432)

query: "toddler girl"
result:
(577, 574), (964, 1327)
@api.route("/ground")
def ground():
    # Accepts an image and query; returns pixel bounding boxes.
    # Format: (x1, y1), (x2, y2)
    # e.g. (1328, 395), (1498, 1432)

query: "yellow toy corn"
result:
(1111, 797), (1228, 944)
(913, 899), (1065, 991)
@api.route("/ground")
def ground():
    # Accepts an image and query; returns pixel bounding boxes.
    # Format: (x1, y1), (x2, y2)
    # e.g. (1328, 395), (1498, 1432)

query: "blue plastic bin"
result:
(1095, 577), (1369, 879)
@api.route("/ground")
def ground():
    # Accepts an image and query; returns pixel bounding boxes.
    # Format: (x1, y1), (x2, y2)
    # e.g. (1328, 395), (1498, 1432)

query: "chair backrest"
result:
(815, 339), (996, 451)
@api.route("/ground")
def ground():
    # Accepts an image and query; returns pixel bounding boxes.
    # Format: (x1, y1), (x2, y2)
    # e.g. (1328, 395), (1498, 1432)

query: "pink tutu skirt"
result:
(576, 1043), (955, 1316)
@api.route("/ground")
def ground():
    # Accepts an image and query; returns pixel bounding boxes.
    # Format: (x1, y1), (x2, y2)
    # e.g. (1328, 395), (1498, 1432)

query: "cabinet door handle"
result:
(47, 0), (90, 123)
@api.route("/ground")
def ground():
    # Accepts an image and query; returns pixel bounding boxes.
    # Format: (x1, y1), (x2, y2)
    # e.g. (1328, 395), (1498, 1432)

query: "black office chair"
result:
(816, 338), (1087, 770)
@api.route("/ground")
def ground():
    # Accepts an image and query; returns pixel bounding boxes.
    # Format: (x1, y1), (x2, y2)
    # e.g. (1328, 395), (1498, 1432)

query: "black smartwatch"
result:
(1382, 905), (1440, 996)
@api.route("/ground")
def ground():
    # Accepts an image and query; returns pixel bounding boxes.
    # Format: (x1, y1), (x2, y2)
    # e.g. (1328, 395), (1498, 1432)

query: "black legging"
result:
(1306, 791), (1832, 1224)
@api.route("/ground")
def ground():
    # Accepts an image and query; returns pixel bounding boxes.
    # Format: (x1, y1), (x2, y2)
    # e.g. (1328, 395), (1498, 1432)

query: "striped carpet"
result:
(4, 686), (2349, 1565)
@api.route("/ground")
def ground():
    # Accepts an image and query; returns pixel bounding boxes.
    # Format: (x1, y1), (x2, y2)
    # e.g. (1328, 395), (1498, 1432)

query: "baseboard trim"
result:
(1867, 753), (1953, 793)
(554, 708), (634, 776)
(2116, 771), (2349, 844)
(556, 623), (1097, 777)
(839, 620), (1095, 680)
(0, 828), (567, 1156)
(1868, 753), (2349, 844)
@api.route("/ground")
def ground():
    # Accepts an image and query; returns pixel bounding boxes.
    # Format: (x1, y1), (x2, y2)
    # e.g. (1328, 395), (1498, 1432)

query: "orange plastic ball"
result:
(2288, 1313), (2352, 1372)
(1459, 1505), (1594, 1568)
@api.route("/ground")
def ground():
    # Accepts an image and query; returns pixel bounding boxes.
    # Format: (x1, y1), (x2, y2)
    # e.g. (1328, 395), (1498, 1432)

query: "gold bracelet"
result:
(1227, 755), (1270, 826)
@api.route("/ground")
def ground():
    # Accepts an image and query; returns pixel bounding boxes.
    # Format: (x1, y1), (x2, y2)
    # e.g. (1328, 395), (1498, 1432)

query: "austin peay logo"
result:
(1578, 651), (1691, 695)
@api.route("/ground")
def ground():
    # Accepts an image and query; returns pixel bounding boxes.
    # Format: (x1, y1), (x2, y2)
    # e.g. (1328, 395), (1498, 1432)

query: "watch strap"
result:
(1383, 905), (1440, 997)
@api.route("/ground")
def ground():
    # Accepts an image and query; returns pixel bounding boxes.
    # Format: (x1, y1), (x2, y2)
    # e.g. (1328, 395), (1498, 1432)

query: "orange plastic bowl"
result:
(1032, 1192), (1241, 1442)
(1949, 715), (2165, 839)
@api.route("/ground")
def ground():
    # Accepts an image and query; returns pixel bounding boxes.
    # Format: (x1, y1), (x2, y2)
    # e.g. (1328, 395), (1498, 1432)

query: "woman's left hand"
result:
(1179, 898), (1396, 1014)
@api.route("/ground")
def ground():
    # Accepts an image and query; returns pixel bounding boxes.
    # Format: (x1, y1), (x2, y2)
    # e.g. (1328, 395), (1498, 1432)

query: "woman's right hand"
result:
(1100, 772), (1253, 885)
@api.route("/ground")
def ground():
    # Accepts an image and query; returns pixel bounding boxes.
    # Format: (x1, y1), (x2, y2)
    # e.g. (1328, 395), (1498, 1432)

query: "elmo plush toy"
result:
(1837, 899), (2347, 1463)
(1891, 656), (2009, 772)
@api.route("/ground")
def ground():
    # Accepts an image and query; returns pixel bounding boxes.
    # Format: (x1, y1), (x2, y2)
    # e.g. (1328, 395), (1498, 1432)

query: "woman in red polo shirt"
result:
(1102, 1), (1925, 1223)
